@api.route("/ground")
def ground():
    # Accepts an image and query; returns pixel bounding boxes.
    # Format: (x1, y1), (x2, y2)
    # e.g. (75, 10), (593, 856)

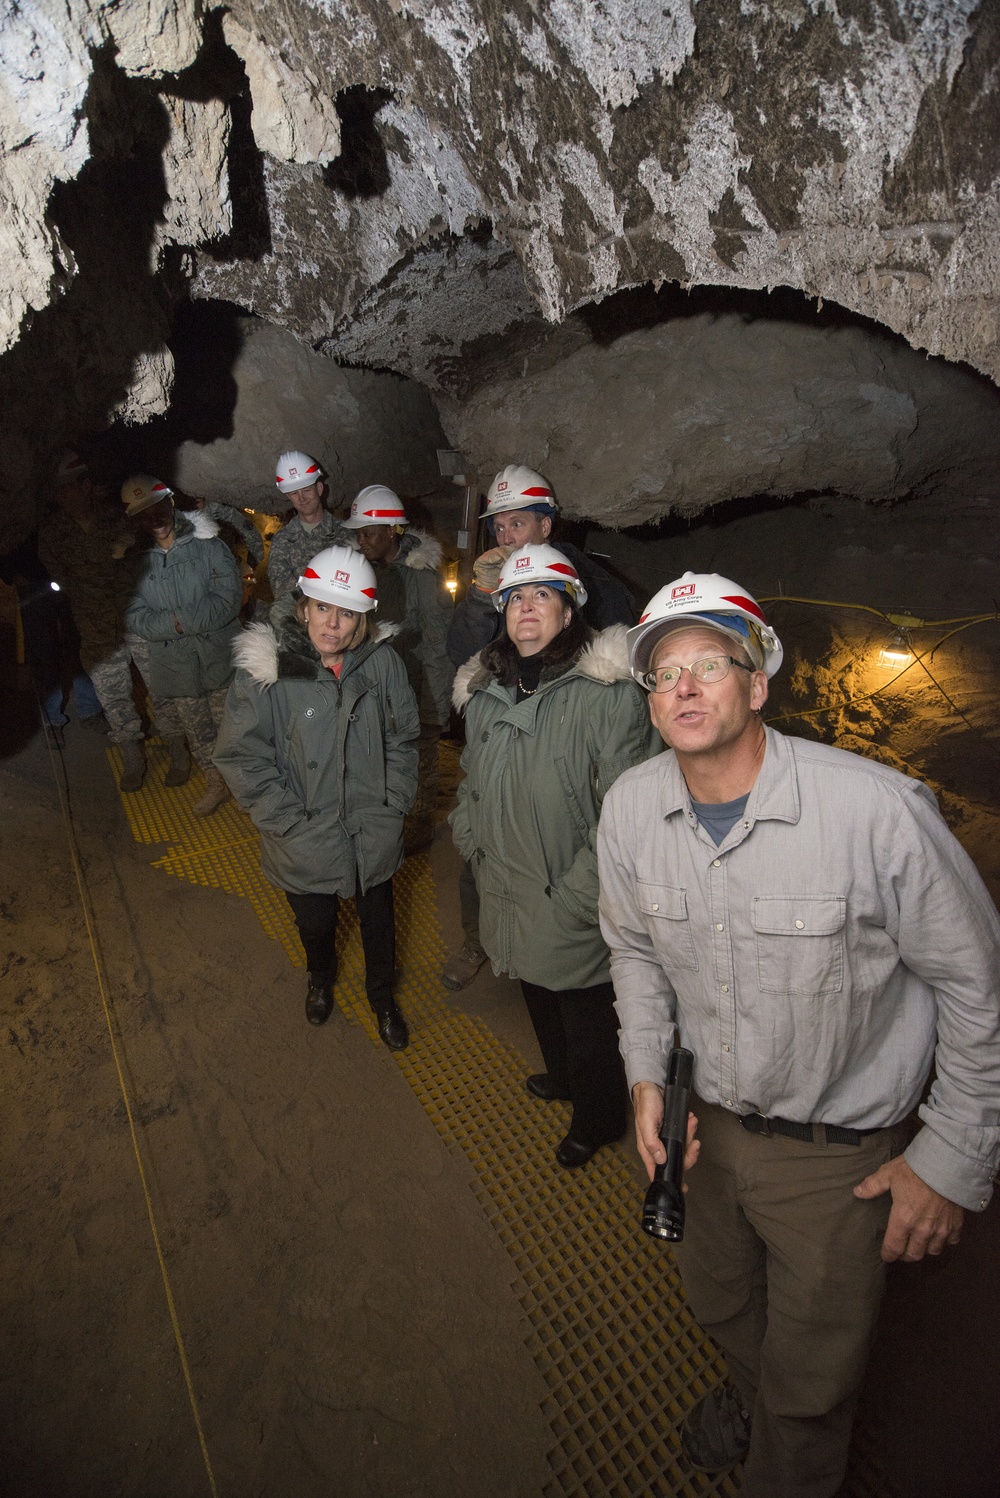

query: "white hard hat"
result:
(627, 571), (783, 680)
(298, 545), (378, 611)
(342, 484), (409, 529)
(55, 450), (88, 486)
(121, 474), (174, 516)
(275, 450), (323, 495)
(493, 543), (589, 611)
(482, 464), (557, 518)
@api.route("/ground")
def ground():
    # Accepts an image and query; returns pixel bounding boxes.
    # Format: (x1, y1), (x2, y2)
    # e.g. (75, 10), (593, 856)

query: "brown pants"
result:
(674, 1100), (908, 1498)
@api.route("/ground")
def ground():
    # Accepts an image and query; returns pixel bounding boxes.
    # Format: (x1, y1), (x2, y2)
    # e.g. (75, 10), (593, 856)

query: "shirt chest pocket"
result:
(637, 882), (699, 973)
(752, 896), (846, 995)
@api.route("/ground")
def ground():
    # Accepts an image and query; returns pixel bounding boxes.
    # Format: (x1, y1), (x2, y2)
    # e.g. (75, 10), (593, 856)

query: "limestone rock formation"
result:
(440, 311), (1000, 524)
(1, 0), (1000, 540)
(3, 0), (1000, 384)
(171, 319), (446, 509)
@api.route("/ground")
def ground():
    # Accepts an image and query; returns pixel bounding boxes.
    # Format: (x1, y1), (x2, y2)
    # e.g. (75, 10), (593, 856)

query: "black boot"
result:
(305, 978), (334, 1026)
(374, 1000), (408, 1051)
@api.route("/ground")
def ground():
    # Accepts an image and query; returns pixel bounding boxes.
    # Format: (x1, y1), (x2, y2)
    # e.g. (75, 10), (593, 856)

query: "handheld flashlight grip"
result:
(640, 1047), (694, 1243)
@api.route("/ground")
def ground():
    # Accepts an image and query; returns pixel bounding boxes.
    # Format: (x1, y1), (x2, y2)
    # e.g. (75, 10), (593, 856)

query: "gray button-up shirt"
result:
(597, 727), (1000, 1211)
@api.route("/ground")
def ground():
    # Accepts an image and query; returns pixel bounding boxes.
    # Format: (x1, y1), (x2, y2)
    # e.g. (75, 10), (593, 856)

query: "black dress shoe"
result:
(526, 1073), (572, 1102)
(555, 1135), (601, 1168)
(305, 982), (334, 1026)
(376, 1004), (409, 1051)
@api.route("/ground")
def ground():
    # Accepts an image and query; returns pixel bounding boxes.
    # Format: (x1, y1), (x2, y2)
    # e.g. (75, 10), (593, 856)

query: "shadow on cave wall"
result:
(0, 46), (174, 543)
(89, 299), (249, 489)
(0, 10), (268, 549)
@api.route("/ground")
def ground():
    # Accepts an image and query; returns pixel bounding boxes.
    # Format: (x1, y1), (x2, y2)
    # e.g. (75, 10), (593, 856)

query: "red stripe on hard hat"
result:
(548, 561), (579, 579)
(521, 486), (553, 497)
(276, 475), (286, 482)
(361, 587), (377, 598)
(305, 464), (318, 474)
(721, 593), (767, 622)
(302, 567), (321, 578)
(365, 508), (405, 518)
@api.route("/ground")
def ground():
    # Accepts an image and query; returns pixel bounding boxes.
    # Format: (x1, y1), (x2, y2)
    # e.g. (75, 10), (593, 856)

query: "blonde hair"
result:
(298, 595), (377, 651)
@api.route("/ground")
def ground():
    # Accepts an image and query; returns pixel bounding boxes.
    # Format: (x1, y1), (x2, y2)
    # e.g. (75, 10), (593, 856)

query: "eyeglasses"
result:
(642, 655), (753, 693)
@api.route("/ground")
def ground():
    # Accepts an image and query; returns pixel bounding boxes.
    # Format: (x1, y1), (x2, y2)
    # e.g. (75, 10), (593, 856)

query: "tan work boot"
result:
(163, 735), (192, 787)
(118, 740), (146, 792)
(192, 766), (231, 817)
(441, 938), (487, 991)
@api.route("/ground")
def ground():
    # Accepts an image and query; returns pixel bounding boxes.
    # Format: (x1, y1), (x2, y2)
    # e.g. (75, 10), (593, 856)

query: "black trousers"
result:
(286, 878), (395, 1011)
(520, 979), (627, 1147)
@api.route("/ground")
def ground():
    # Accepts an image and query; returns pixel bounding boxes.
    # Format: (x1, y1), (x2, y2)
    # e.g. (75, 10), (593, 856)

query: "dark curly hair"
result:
(481, 602), (593, 688)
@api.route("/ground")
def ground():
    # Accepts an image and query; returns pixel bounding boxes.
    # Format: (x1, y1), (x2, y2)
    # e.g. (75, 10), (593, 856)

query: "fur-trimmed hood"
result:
(452, 623), (632, 712)
(396, 528), (443, 572)
(234, 599), (400, 686)
(188, 509), (220, 541)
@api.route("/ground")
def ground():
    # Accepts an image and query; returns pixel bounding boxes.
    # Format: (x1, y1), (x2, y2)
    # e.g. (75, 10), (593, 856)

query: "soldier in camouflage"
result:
(266, 451), (350, 602)
(38, 453), (194, 792)
(39, 453), (143, 744)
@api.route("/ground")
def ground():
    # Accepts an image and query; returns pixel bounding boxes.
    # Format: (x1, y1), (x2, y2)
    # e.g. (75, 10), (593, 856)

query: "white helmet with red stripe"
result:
(492, 544), (589, 611)
(627, 571), (783, 679)
(121, 473), (174, 516)
(275, 450), (323, 495)
(56, 450), (88, 486)
(298, 545), (378, 611)
(342, 484), (409, 529)
(482, 464), (557, 518)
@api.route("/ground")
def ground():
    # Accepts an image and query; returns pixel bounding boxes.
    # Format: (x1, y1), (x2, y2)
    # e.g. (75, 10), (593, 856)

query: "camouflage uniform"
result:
(166, 687), (230, 769)
(38, 504), (146, 744)
(266, 511), (351, 600)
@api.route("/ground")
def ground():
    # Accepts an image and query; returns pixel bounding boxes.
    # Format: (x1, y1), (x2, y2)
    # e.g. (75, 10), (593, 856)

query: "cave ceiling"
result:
(1, 0), (999, 501)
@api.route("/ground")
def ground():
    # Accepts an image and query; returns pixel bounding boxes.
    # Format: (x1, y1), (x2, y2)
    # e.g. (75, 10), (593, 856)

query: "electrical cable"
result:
(765, 616), (996, 730)
(37, 715), (219, 1498)
(759, 595), (998, 630)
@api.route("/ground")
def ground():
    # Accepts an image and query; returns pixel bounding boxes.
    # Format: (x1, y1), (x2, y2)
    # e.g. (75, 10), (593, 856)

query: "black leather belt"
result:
(739, 1113), (883, 1147)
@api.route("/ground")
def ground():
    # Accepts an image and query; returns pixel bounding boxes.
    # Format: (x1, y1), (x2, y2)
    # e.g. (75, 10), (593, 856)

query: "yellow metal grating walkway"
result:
(109, 742), (894, 1498)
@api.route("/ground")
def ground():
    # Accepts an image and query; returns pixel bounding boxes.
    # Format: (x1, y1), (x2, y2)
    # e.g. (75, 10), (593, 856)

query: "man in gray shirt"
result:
(597, 570), (1000, 1497)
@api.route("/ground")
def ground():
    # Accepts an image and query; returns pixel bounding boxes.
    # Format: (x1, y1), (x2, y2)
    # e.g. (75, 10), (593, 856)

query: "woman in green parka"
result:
(450, 544), (661, 1167)
(213, 546), (419, 1048)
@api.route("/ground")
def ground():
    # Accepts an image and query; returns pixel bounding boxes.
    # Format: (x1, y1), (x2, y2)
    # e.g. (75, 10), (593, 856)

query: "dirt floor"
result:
(1, 650), (998, 1497)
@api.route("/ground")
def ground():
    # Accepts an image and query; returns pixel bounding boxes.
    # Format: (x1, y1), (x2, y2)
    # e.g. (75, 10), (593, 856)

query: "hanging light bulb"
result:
(877, 629), (912, 669)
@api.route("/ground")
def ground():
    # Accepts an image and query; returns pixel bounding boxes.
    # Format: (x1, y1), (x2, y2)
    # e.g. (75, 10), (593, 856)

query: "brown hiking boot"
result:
(441, 939), (487, 991)
(192, 767), (231, 817)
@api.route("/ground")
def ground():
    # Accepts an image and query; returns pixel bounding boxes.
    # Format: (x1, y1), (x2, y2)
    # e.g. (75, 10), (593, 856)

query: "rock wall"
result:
(440, 310), (1000, 526)
(2, 0), (999, 395)
(169, 319), (446, 510)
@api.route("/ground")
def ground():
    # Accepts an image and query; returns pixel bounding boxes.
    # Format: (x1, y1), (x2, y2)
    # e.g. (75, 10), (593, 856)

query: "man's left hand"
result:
(853, 1155), (964, 1263)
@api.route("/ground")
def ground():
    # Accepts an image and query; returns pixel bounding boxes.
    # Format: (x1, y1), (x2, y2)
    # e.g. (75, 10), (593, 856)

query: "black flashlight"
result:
(640, 1047), (694, 1242)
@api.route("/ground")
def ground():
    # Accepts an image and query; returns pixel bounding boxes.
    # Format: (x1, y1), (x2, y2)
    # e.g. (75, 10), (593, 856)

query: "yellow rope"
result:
(44, 732), (219, 1498)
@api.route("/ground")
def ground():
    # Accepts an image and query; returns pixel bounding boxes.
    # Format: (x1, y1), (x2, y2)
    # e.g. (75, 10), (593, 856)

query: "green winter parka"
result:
(122, 512), (243, 697)
(213, 598), (419, 897)
(449, 625), (662, 990)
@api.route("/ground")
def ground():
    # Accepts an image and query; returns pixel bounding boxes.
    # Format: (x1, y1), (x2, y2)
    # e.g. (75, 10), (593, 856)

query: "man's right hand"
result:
(633, 1080), (700, 1183)
(471, 545), (513, 596)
